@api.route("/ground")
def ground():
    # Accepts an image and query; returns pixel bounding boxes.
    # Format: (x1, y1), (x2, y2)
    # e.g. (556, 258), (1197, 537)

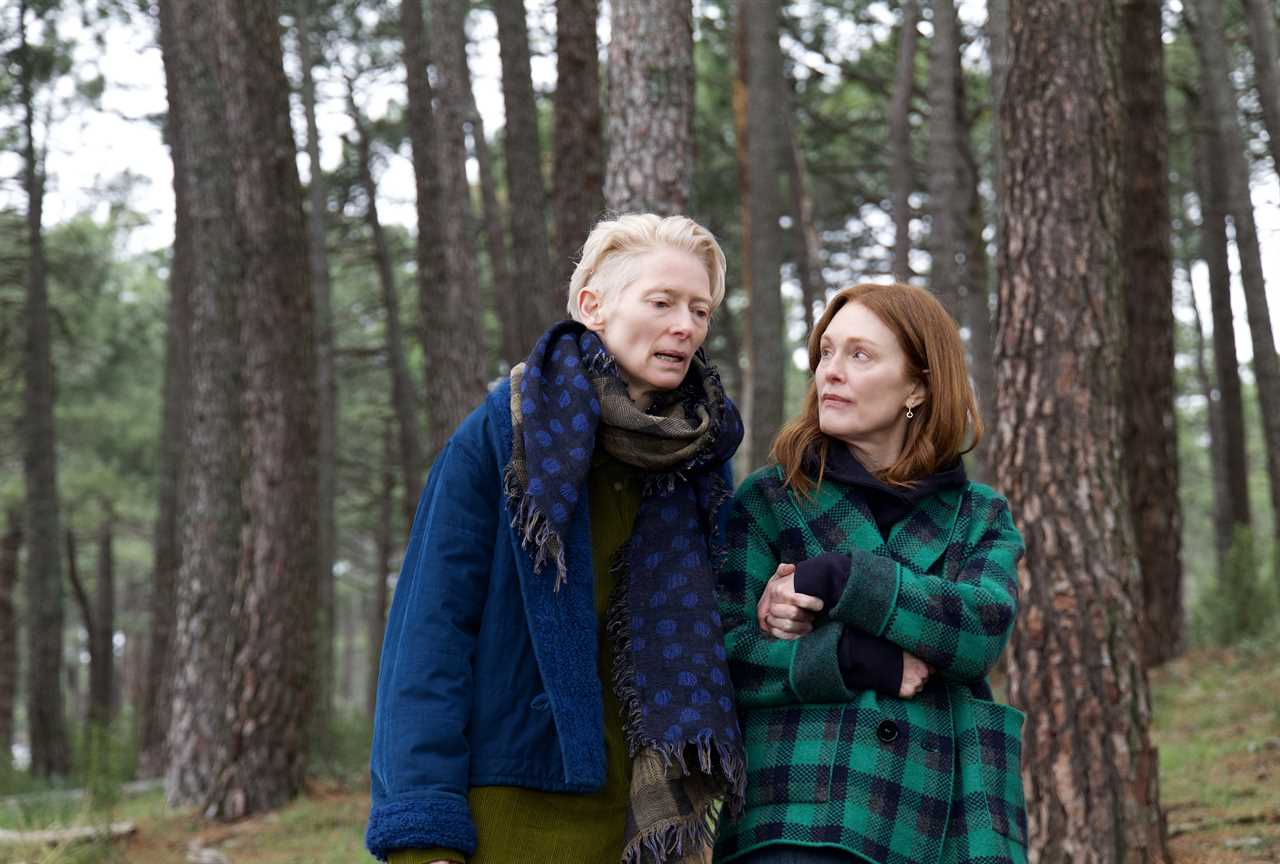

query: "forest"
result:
(1, 0), (1278, 861)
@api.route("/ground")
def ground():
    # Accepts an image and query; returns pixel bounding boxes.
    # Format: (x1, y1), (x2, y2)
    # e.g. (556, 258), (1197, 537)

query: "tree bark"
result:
(349, 91), (424, 534)
(552, 0), (603, 295)
(1242, 0), (1280, 175)
(370, 419), (394, 719)
(0, 509), (22, 767)
(784, 78), (823, 337)
(18, 0), (72, 780)
(90, 510), (115, 727)
(604, 0), (695, 213)
(492, 0), (556, 335)
(1186, 263), (1230, 566)
(925, 0), (966, 320)
(889, 0), (919, 283)
(297, 0), (337, 747)
(466, 93), (520, 367)
(426, 0), (492, 454)
(1190, 0), (1280, 584)
(995, 0), (1168, 859)
(1120, 0), (1182, 667)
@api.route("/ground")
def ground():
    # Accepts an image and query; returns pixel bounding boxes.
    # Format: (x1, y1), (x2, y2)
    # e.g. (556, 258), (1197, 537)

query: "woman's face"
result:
(815, 301), (923, 455)
(579, 247), (713, 409)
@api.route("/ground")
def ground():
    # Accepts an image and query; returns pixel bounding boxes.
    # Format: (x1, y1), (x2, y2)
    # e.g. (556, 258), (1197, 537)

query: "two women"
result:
(715, 283), (1027, 864)
(366, 214), (746, 864)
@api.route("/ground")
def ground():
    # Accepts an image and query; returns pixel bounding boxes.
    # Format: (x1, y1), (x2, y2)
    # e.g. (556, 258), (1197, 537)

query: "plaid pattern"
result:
(715, 467), (1027, 864)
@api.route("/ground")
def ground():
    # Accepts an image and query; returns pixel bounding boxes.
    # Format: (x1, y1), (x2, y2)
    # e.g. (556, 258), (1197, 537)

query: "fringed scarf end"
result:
(503, 461), (570, 590)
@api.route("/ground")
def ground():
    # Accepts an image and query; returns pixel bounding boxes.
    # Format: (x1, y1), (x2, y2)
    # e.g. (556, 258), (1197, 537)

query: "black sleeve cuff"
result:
(792, 552), (852, 608)
(837, 629), (904, 695)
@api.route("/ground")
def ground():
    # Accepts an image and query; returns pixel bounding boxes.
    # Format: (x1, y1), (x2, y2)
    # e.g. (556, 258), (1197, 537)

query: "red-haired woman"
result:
(714, 283), (1027, 864)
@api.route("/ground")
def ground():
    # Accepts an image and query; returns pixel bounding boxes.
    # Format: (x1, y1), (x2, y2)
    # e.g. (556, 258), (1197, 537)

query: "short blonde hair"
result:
(565, 213), (727, 320)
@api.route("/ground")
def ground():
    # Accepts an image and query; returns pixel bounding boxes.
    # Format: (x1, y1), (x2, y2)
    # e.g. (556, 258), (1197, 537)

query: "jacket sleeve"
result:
(365, 421), (500, 861)
(827, 495), (1025, 682)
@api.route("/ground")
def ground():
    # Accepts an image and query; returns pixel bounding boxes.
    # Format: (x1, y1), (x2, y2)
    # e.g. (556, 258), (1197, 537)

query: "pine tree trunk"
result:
(0, 509), (21, 767)
(1188, 87), (1251, 565)
(493, 0), (556, 335)
(925, 0), (966, 320)
(297, 0), (337, 746)
(1242, 0), (1280, 174)
(90, 510), (115, 727)
(370, 419), (394, 720)
(214, 0), (319, 818)
(889, 0), (919, 283)
(18, 0), (71, 780)
(159, 0), (242, 810)
(350, 96), (424, 533)
(466, 94), (520, 367)
(552, 0), (603, 293)
(1186, 267), (1230, 561)
(1120, 0), (1182, 667)
(1190, 0), (1280, 584)
(426, 0), (491, 454)
(604, 0), (695, 213)
(784, 79), (823, 336)
(995, 0), (1168, 858)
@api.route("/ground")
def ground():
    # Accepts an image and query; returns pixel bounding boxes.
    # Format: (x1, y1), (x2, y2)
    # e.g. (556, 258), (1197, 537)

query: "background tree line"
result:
(1, 0), (1277, 859)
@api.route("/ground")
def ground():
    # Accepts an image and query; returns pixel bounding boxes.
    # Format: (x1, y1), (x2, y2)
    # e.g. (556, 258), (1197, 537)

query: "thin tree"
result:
(925, 0), (966, 321)
(784, 77), (824, 336)
(552, 0), (603, 292)
(466, 93), (520, 367)
(18, 0), (72, 779)
(492, 0), (556, 335)
(995, 0), (1168, 857)
(604, 0), (695, 212)
(1242, 0), (1280, 174)
(370, 418), (394, 719)
(1120, 0), (1182, 665)
(66, 510), (116, 730)
(1189, 0), (1280, 584)
(889, 0), (919, 283)
(0, 509), (21, 767)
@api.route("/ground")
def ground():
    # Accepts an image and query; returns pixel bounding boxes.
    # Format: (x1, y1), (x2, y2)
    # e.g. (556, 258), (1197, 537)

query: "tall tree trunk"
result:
(90, 509), (115, 727)
(18, 0), (71, 780)
(214, 0), (319, 818)
(986, 0), (1009, 253)
(350, 92), (424, 533)
(925, 0), (966, 320)
(160, 0), (242, 811)
(1242, 0), (1280, 174)
(1190, 0), (1280, 584)
(963, 174), (994, 483)
(1188, 86), (1251, 567)
(492, 0), (556, 335)
(370, 419), (394, 720)
(0, 509), (21, 767)
(740, 2), (786, 470)
(784, 79), (823, 336)
(1121, 0), (1182, 667)
(66, 528), (95, 727)
(1186, 265), (1230, 566)
(297, 0), (337, 747)
(552, 0), (603, 294)
(141, 30), (192, 775)
(340, 592), (356, 710)
(604, 0), (695, 213)
(466, 93), (520, 367)
(995, 0), (1168, 858)
(426, 0), (491, 454)
(889, 0), (919, 283)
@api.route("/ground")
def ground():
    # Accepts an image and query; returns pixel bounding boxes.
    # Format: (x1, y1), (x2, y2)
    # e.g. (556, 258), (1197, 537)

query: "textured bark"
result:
(1120, 0), (1182, 667)
(1190, 0), (1280, 583)
(493, 0), (556, 336)
(1188, 86), (1251, 556)
(552, 0), (603, 294)
(925, 0), (966, 320)
(0, 509), (22, 767)
(784, 79), (823, 337)
(18, 0), (72, 780)
(141, 20), (193, 776)
(426, 0), (492, 454)
(298, 0), (337, 743)
(350, 93), (424, 533)
(1243, 0), (1280, 174)
(159, 0), (241, 811)
(214, 0), (319, 818)
(963, 177), (994, 484)
(604, 0), (695, 213)
(740, 1), (786, 471)
(995, 0), (1168, 859)
(889, 0), (919, 283)
(370, 420), (394, 719)
(466, 93), (519, 367)
(986, 0), (1009, 247)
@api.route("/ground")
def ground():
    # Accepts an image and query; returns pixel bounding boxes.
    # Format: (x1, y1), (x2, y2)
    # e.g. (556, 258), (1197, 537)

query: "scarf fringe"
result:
(620, 798), (723, 864)
(502, 461), (569, 590)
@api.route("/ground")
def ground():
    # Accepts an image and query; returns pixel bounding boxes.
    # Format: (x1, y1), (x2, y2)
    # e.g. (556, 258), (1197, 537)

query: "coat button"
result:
(876, 720), (899, 744)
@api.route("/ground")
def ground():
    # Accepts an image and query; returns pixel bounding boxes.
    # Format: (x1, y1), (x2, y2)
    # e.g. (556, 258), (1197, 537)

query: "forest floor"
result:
(1, 645), (1277, 864)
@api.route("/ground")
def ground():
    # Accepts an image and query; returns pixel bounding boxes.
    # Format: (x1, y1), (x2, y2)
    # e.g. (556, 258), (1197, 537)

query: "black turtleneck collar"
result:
(817, 441), (968, 538)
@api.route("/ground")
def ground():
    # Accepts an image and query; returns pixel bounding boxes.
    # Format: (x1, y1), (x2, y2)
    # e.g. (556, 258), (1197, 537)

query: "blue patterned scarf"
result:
(504, 321), (746, 864)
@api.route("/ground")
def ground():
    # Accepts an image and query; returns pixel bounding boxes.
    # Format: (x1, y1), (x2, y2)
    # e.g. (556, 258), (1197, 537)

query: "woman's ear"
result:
(578, 284), (607, 331)
(907, 375), (928, 411)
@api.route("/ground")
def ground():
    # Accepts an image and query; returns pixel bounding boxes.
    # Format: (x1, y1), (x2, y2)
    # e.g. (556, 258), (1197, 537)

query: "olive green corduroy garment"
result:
(387, 455), (640, 864)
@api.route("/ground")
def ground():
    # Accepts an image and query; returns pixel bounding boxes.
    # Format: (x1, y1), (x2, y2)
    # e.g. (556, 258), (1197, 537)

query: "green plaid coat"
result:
(713, 466), (1027, 864)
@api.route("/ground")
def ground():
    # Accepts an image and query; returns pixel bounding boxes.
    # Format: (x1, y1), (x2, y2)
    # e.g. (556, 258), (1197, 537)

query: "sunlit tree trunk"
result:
(1242, 0), (1280, 175)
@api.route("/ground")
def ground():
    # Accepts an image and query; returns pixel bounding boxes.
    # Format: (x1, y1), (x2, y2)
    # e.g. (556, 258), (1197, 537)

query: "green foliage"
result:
(1192, 526), (1277, 646)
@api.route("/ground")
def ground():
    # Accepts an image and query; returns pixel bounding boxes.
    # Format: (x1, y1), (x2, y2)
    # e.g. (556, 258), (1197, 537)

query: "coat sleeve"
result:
(827, 495), (1025, 682)
(365, 417), (500, 861)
